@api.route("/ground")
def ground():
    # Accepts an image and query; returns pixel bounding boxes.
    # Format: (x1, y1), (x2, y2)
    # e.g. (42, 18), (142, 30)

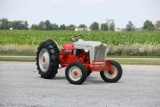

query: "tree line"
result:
(0, 18), (160, 31)
(0, 18), (28, 30)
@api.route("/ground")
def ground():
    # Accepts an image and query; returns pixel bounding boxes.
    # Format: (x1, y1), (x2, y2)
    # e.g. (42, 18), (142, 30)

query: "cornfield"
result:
(0, 30), (160, 56)
(0, 30), (160, 45)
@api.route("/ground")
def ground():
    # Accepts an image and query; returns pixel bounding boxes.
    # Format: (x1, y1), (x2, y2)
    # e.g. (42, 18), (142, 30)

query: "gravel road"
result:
(0, 61), (160, 107)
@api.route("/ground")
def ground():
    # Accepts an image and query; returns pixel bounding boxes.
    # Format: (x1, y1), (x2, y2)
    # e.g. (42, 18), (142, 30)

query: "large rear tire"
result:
(100, 60), (122, 83)
(65, 62), (87, 84)
(36, 39), (60, 79)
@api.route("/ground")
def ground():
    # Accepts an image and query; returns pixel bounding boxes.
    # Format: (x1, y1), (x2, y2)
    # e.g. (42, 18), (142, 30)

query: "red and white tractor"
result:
(36, 36), (122, 84)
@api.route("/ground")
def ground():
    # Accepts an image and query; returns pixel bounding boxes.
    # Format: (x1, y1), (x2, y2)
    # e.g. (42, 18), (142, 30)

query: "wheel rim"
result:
(68, 66), (82, 81)
(104, 65), (118, 79)
(39, 48), (50, 72)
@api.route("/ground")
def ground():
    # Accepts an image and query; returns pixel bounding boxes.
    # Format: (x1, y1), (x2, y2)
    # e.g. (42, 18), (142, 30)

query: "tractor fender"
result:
(62, 43), (75, 50)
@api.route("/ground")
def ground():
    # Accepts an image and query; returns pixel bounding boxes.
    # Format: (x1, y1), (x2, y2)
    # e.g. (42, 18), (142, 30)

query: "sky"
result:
(0, 0), (160, 28)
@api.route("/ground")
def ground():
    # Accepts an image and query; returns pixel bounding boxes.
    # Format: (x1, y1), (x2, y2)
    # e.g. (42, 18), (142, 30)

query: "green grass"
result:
(107, 55), (160, 58)
(0, 53), (35, 56)
(113, 59), (160, 65)
(0, 45), (37, 56)
(0, 57), (35, 62)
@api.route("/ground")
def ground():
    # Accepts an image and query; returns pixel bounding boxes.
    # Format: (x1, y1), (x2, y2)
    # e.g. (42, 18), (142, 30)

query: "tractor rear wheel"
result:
(65, 62), (87, 84)
(100, 60), (122, 83)
(36, 39), (59, 79)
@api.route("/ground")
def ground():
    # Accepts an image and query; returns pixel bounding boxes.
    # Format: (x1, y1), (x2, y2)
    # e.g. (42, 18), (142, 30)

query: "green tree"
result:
(11, 21), (19, 29)
(66, 24), (76, 30)
(44, 20), (52, 30)
(59, 24), (66, 30)
(143, 20), (154, 31)
(37, 21), (45, 30)
(0, 18), (9, 29)
(18, 21), (28, 30)
(106, 19), (115, 31)
(31, 24), (38, 30)
(0, 18), (28, 30)
(109, 22), (115, 31)
(101, 23), (108, 31)
(24, 21), (28, 30)
(8, 20), (28, 30)
(125, 21), (135, 31)
(52, 23), (59, 30)
(78, 24), (87, 28)
(90, 22), (99, 31)
(155, 20), (160, 31)
(11, 21), (23, 30)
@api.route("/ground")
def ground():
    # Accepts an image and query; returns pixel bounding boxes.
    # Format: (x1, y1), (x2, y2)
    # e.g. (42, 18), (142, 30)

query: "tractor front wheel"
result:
(65, 62), (87, 84)
(100, 60), (122, 83)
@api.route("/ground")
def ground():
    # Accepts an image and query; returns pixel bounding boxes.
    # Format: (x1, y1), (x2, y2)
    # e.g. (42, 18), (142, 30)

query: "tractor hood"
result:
(73, 39), (108, 63)
(73, 39), (106, 49)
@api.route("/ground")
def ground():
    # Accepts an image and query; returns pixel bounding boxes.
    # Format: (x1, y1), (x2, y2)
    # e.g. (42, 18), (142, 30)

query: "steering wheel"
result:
(70, 35), (84, 42)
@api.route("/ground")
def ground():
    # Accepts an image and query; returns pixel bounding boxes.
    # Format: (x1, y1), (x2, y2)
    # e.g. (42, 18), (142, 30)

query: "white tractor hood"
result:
(73, 39), (108, 63)
(73, 39), (103, 48)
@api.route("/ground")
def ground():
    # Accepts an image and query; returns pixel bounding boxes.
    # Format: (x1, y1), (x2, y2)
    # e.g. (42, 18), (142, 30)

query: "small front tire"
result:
(100, 60), (122, 83)
(65, 62), (87, 84)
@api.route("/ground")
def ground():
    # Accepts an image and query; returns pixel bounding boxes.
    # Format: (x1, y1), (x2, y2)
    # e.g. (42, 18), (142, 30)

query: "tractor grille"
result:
(94, 46), (106, 60)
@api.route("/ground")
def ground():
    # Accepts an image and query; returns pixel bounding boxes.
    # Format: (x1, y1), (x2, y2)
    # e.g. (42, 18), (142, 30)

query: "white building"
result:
(75, 28), (91, 31)
(115, 28), (123, 32)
